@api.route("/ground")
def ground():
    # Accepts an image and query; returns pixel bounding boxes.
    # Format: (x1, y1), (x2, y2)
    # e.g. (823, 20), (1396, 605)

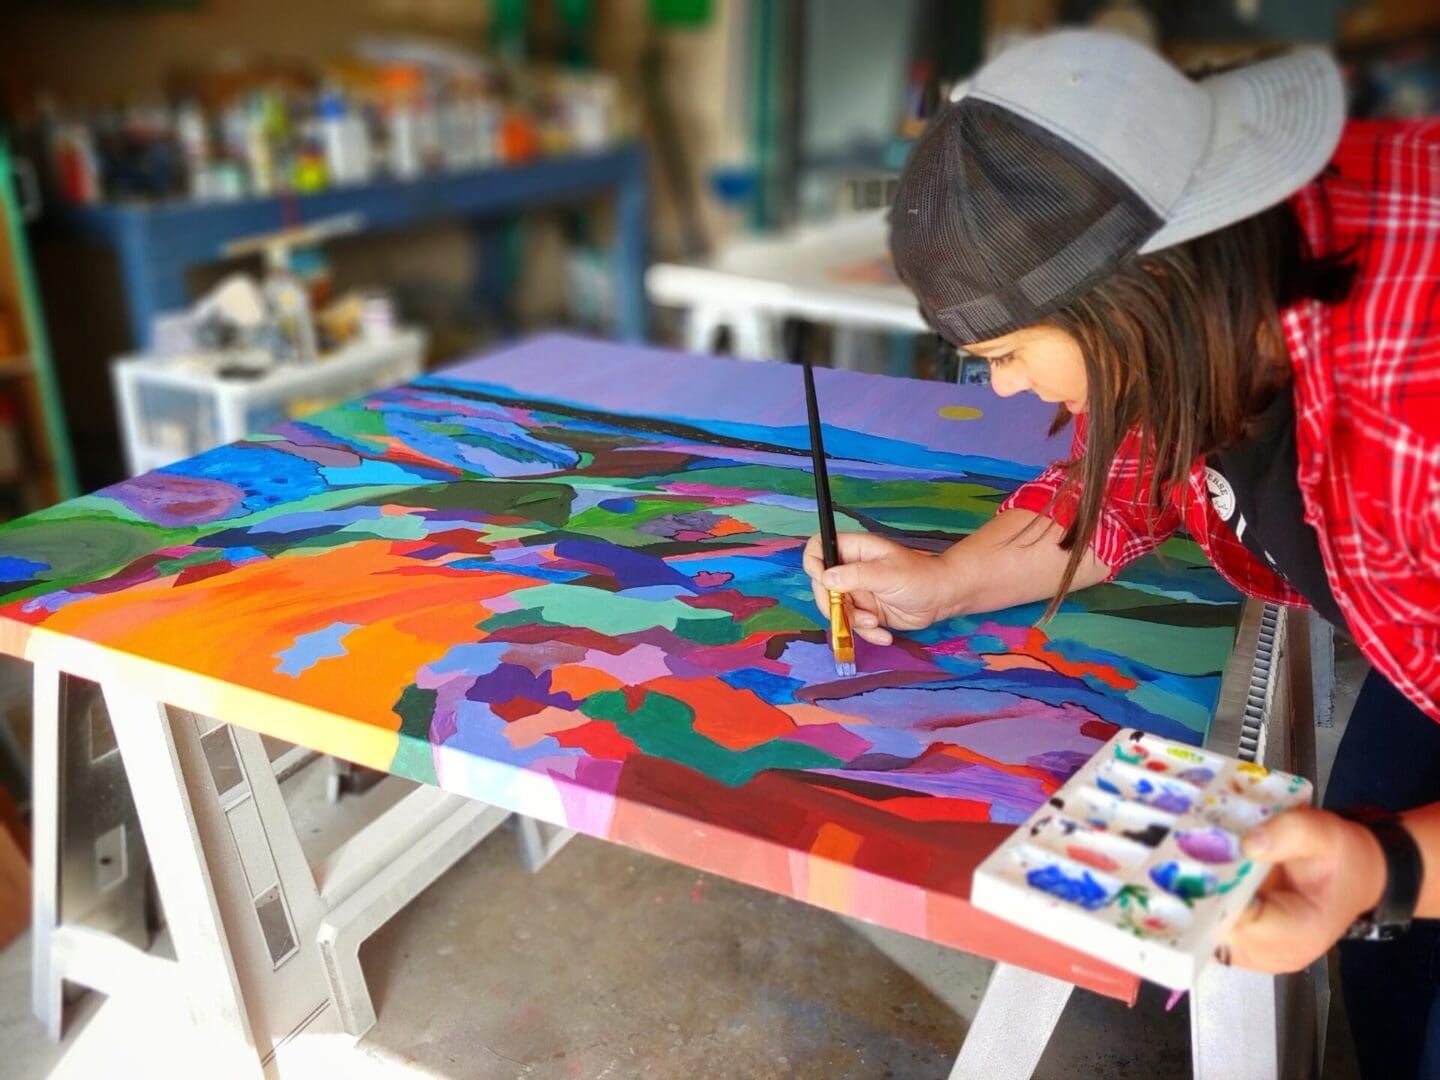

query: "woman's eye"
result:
(987, 352), (1015, 367)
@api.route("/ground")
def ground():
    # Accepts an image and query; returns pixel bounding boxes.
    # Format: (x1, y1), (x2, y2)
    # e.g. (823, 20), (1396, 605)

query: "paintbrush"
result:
(803, 360), (856, 677)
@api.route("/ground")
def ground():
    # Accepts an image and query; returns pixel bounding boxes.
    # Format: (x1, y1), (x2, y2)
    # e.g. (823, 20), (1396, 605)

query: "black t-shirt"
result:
(1205, 389), (1350, 633)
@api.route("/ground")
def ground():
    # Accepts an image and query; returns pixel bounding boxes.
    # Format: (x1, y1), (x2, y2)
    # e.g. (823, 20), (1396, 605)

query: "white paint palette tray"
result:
(971, 728), (1313, 990)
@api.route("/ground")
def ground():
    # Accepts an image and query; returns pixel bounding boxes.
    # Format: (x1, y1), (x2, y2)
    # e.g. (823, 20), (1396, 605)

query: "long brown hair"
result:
(1035, 196), (1356, 615)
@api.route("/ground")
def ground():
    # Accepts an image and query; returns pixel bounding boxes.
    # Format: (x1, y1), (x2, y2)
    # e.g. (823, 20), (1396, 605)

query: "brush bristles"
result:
(829, 591), (856, 678)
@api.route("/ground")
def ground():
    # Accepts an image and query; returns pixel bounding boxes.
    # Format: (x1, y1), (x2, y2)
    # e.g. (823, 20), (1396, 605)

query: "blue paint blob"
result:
(1150, 860), (1218, 901)
(1026, 863), (1112, 910)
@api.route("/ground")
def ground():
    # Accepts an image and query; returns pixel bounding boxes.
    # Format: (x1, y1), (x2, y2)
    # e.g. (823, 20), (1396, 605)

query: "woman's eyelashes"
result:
(985, 352), (1016, 368)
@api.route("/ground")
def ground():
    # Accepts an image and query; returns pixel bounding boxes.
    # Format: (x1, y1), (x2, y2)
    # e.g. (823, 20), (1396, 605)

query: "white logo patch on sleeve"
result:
(1204, 466), (1236, 522)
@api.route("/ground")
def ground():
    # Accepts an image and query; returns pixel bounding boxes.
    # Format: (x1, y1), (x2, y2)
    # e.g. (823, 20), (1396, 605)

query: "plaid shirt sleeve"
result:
(1281, 119), (1440, 721)
(998, 413), (1183, 576)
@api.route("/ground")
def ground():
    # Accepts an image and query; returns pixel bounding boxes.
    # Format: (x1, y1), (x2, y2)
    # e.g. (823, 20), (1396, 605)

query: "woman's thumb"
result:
(822, 561), (881, 595)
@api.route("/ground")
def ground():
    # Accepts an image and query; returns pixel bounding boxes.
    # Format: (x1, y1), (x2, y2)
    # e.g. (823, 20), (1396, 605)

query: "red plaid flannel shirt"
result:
(1001, 119), (1440, 721)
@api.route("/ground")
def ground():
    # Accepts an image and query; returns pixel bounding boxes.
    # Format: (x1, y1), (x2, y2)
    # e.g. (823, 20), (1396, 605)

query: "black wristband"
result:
(1337, 808), (1424, 941)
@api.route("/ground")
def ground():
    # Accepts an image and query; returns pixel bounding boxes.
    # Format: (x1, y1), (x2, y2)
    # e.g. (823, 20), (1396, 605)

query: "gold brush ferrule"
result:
(828, 589), (855, 674)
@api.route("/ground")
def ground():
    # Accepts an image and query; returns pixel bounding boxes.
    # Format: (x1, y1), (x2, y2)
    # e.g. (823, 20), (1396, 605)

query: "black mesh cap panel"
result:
(890, 98), (1164, 345)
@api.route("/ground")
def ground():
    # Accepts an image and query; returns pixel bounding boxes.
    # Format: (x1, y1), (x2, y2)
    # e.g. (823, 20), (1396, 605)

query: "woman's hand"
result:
(802, 532), (960, 646)
(1223, 807), (1387, 973)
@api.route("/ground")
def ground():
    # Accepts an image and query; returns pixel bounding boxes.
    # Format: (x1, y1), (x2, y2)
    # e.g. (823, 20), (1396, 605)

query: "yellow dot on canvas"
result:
(939, 405), (984, 420)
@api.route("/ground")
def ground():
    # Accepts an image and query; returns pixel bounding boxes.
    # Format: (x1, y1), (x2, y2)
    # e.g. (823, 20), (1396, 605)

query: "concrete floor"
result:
(1, 637), (1370, 1079)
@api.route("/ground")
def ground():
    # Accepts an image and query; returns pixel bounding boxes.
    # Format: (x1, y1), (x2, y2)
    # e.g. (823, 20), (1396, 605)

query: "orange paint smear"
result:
(36, 539), (543, 734)
(981, 627), (1137, 690)
(644, 675), (796, 750)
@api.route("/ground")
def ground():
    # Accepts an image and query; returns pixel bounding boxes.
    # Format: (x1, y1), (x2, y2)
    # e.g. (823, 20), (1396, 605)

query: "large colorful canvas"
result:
(0, 335), (1242, 997)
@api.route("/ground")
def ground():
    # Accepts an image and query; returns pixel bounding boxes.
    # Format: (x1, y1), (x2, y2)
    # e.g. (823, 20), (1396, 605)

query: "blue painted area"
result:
(0, 555), (49, 580)
(445, 698), (581, 767)
(320, 459), (438, 487)
(599, 497), (637, 513)
(275, 622), (362, 677)
(719, 667), (804, 704)
(166, 445), (329, 511)
(447, 559), (587, 583)
(425, 641), (509, 678)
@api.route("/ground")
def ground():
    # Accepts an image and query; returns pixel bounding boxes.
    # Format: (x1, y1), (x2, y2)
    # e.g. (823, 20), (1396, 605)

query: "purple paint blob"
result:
(1175, 828), (1241, 864)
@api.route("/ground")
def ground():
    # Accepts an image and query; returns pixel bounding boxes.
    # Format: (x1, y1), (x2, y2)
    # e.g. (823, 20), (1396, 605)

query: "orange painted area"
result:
(644, 675), (796, 750)
(982, 654), (1051, 675)
(709, 518), (756, 537)
(34, 539), (543, 735)
(981, 626), (1136, 690)
(548, 663), (625, 699)
(504, 704), (588, 749)
(780, 702), (851, 727)
(808, 821), (864, 910)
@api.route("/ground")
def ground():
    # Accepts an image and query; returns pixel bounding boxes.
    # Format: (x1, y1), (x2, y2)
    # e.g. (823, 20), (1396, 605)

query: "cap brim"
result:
(1139, 48), (1344, 253)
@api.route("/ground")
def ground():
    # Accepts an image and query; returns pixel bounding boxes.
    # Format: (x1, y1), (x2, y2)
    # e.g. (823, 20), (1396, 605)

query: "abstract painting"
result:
(0, 335), (1242, 994)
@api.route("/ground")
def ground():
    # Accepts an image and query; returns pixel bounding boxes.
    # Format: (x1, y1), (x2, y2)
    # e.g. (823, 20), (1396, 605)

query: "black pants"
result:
(1323, 669), (1440, 1079)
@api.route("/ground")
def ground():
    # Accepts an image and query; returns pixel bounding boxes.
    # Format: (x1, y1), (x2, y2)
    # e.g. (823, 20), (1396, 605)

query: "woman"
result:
(803, 30), (1440, 1077)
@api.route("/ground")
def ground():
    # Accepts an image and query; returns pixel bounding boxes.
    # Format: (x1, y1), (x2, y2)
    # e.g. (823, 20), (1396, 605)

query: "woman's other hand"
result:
(1223, 807), (1387, 973)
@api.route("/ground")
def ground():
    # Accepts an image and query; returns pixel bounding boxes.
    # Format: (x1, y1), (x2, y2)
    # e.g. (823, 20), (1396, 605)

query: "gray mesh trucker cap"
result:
(891, 30), (1345, 345)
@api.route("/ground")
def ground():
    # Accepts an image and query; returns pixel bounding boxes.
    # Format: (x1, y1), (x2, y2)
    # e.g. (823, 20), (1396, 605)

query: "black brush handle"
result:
(803, 360), (840, 569)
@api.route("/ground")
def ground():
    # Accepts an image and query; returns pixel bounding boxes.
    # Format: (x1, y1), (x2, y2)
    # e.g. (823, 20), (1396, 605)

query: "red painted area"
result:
(552, 719), (639, 759)
(678, 590), (777, 620)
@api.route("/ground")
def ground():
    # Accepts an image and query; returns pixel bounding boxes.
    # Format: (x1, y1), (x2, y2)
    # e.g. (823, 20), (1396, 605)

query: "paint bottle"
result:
(317, 90), (373, 186)
(381, 67), (424, 179)
(175, 101), (211, 200)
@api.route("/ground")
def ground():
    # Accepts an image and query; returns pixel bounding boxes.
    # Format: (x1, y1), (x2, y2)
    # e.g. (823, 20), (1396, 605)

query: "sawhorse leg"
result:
(514, 816), (576, 873)
(316, 789), (512, 1037)
(101, 683), (262, 1076)
(948, 962), (1074, 1080)
(1191, 963), (1278, 1078)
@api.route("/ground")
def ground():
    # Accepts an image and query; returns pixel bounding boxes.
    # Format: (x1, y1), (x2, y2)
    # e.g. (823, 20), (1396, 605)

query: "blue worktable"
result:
(52, 144), (650, 347)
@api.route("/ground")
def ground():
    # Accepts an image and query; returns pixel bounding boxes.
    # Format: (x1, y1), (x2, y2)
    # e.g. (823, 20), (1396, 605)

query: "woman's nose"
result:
(988, 364), (1030, 398)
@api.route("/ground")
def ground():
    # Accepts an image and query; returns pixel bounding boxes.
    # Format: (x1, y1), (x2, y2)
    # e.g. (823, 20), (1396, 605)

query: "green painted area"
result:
(381, 480), (576, 527)
(860, 504), (985, 533)
(1045, 613), (1235, 677)
(673, 615), (742, 645)
(581, 688), (841, 786)
(476, 607), (555, 632)
(335, 514), (430, 541)
(567, 497), (711, 531)
(515, 583), (730, 636)
(741, 603), (821, 635)
(670, 466), (1007, 520)
(321, 405), (394, 440)
(390, 684), (439, 785)
(721, 502), (821, 537)
(154, 548), (226, 576)
(0, 517), (182, 595)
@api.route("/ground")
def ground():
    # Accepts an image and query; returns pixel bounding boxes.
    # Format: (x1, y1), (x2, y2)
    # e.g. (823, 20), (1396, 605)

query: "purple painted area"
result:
(552, 539), (696, 591)
(105, 471), (245, 527)
(465, 663), (576, 710)
(435, 334), (1063, 468)
(783, 723), (873, 759)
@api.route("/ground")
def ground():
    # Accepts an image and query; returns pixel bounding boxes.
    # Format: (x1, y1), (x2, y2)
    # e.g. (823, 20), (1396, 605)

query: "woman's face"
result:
(961, 326), (1089, 413)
